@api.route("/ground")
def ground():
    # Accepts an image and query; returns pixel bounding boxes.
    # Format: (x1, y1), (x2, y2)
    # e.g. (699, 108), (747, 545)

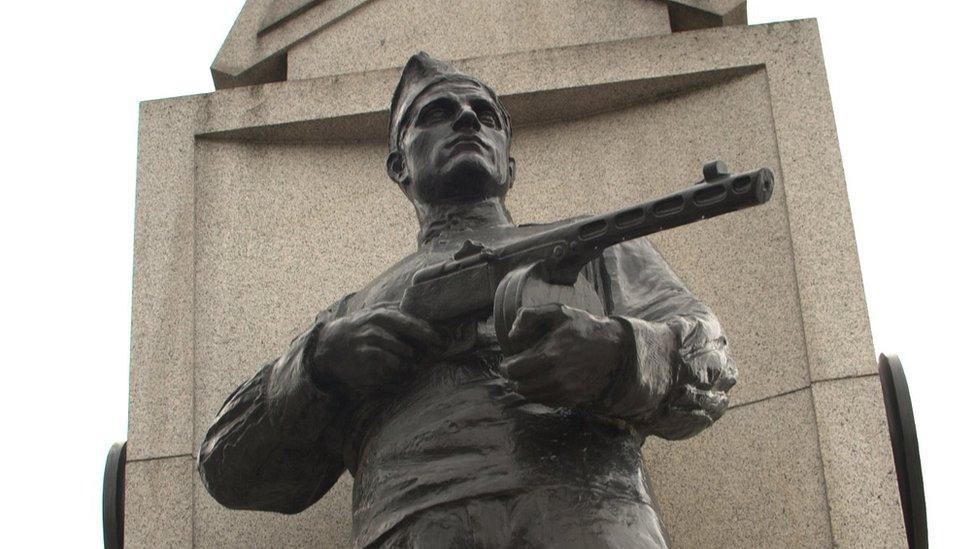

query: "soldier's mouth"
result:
(446, 135), (489, 151)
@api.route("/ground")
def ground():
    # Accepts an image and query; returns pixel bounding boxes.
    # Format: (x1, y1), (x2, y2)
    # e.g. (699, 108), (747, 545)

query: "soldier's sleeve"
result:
(595, 239), (736, 440)
(197, 294), (356, 514)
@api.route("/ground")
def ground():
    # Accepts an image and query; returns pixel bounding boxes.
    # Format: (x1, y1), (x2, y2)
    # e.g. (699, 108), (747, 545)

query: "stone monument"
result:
(196, 48), (777, 547)
(124, 1), (906, 546)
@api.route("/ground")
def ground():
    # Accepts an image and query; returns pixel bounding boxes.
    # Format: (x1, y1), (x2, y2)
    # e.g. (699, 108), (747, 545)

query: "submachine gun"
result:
(400, 161), (775, 356)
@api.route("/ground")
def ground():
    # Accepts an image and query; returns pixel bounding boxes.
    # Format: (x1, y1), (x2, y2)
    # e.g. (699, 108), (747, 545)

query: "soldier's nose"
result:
(453, 106), (481, 132)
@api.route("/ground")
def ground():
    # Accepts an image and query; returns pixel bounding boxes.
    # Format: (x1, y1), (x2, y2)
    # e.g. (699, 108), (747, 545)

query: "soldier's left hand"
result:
(499, 304), (632, 408)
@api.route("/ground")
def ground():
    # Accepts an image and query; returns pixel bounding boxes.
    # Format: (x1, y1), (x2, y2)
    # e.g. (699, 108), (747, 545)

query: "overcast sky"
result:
(1, 1), (972, 546)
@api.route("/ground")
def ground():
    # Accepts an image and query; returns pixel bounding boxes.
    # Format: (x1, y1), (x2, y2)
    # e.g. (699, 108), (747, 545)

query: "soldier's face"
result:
(396, 81), (514, 204)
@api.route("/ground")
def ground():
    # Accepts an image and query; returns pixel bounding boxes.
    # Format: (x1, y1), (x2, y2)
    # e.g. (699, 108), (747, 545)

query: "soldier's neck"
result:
(416, 197), (514, 247)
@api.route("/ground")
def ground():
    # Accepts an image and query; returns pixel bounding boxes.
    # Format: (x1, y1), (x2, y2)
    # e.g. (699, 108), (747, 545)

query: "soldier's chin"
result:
(441, 159), (505, 200)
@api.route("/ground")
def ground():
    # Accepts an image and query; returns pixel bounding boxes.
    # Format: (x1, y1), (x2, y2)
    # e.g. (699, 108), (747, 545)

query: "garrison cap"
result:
(389, 52), (510, 154)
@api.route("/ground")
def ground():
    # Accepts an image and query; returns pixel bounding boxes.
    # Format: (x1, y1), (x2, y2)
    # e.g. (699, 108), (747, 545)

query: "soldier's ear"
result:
(386, 152), (409, 187)
(507, 157), (517, 190)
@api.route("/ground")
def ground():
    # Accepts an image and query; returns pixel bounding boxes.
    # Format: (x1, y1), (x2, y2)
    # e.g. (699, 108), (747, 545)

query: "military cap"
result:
(389, 52), (510, 153)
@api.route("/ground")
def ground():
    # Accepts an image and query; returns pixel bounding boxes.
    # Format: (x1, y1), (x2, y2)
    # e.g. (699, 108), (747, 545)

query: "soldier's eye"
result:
(471, 100), (501, 128)
(478, 112), (497, 127)
(419, 107), (446, 124)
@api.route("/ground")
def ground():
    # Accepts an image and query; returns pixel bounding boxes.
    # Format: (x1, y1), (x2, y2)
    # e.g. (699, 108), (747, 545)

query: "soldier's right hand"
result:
(308, 307), (443, 391)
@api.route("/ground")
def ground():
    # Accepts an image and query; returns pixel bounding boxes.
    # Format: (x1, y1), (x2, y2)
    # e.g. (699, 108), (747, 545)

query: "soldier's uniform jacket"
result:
(198, 220), (734, 548)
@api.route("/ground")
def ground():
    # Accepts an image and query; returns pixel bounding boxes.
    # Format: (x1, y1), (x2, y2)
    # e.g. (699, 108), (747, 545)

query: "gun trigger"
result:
(453, 239), (487, 260)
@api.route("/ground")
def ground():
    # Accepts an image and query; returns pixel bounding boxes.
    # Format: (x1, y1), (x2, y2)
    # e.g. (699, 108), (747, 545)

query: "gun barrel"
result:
(409, 164), (774, 289)
(572, 167), (772, 251)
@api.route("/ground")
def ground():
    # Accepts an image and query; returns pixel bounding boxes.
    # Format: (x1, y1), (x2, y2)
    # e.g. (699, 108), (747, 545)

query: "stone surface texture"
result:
(212, 0), (372, 87)
(215, 0), (673, 88)
(127, 97), (203, 461)
(124, 456), (194, 548)
(812, 376), (907, 548)
(286, 0), (671, 81)
(129, 17), (905, 548)
(668, 0), (746, 16)
(667, 1), (748, 32)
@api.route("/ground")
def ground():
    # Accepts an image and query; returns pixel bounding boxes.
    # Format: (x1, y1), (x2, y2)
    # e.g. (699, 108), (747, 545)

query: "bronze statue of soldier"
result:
(198, 52), (749, 548)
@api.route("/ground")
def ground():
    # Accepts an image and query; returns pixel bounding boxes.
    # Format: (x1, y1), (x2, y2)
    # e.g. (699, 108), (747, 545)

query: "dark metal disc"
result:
(878, 354), (927, 549)
(103, 441), (126, 549)
(493, 262), (604, 356)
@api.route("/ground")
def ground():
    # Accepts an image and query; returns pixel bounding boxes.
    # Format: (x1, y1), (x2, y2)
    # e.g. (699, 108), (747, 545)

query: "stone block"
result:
(758, 22), (877, 383)
(212, 0), (372, 88)
(127, 97), (201, 460)
(812, 376), (907, 548)
(129, 19), (891, 546)
(645, 389), (832, 547)
(287, 0), (671, 81)
(191, 69), (807, 438)
(259, 0), (330, 34)
(669, 0), (745, 14)
(187, 67), (812, 545)
(124, 456), (194, 548)
(215, 0), (672, 88)
(667, 1), (748, 32)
